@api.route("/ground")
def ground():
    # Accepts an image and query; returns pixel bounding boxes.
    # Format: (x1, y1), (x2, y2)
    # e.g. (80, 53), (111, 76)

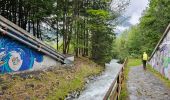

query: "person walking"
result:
(142, 52), (148, 70)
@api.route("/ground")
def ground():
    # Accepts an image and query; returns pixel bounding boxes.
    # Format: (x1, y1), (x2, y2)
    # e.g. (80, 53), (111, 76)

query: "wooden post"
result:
(103, 58), (128, 100)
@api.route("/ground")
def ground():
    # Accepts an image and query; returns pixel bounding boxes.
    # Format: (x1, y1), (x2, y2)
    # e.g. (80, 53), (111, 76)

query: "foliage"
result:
(114, 30), (129, 62)
(0, 0), (55, 38)
(87, 8), (116, 64)
(115, 0), (170, 59)
(47, 57), (104, 99)
(0, 0), (129, 64)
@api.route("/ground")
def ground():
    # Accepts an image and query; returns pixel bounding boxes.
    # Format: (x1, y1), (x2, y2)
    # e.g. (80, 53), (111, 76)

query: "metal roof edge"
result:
(149, 23), (170, 61)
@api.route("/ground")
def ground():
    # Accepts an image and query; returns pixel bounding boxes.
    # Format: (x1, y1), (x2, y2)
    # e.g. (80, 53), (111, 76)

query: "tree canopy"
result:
(115, 0), (170, 60)
(0, 0), (129, 64)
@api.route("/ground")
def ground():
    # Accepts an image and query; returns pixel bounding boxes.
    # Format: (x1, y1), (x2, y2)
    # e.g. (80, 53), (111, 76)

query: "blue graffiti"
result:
(0, 36), (43, 73)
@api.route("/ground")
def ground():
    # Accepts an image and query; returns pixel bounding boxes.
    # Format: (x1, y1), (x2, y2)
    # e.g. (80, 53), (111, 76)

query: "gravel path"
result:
(127, 66), (170, 100)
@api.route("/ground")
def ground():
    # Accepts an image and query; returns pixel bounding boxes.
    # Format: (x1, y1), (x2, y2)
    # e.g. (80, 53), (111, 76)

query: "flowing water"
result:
(75, 59), (122, 100)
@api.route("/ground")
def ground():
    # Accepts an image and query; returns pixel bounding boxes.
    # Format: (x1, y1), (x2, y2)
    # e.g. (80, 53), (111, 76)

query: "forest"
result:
(115, 0), (170, 61)
(1, 0), (170, 99)
(1, 0), (169, 63)
(0, 0), (129, 64)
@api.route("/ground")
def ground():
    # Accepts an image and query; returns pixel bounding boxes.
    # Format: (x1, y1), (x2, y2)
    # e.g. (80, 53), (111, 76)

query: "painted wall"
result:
(0, 35), (59, 74)
(150, 31), (170, 80)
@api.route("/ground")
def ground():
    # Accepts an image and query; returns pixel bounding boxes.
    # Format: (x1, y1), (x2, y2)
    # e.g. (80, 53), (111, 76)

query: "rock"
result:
(29, 75), (33, 79)
(34, 75), (42, 81)
(74, 91), (80, 98)
(20, 74), (29, 80)
(11, 75), (18, 80)
(56, 81), (59, 86)
(6, 97), (11, 100)
(66, 75), (71, 80)
(25, 83), (34, 89)
(0, 78), (4, 83)
(0, 91), (3, 95)
(36, 84), (44, 89)
(65, 90), (81, 100)
(47, 67), (53, 72)
(164, 92), (168, 95)
(86, 79), (90, 84)
(59, 98), (62, 100)
(25, 96), (31, 100)
(1, 85), (8, 91)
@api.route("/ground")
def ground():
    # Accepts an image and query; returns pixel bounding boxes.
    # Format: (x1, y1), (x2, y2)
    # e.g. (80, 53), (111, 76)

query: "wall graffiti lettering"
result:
(150, 33), (170, 80)
(0, 36), (43, 73)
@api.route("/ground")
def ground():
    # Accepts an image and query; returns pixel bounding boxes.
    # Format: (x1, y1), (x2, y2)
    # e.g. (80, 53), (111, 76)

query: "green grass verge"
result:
(147, 64), (170, 88)
(119, 58), (142, 100)
(127, 59), (142, 67)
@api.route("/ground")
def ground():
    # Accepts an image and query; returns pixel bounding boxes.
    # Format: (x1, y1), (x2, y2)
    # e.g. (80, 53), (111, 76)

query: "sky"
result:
(114, 0), (149, 34)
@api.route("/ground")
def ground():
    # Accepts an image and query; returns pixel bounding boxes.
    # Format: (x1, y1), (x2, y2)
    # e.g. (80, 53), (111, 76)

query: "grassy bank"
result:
(147, 64), (170, 88)
(47, 57), (104, 99)
(0, 57), (104, 100)
(120, 58), (141, 100)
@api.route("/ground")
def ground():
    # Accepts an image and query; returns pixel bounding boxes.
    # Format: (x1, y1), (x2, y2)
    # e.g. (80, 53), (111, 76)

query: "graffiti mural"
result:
(0, 36), (43, 73)
(150, 32), (170, 80)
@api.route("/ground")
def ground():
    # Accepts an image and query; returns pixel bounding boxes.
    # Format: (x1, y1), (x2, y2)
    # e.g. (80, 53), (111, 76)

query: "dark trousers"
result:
(143, 60), (147, 70)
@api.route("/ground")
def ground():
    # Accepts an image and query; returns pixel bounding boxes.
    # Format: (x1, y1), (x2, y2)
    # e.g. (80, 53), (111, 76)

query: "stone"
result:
(25, 96), (31, 100)
(34, 75), (42, 81)
(0, 78), (4, 83)
(0, 91), (3, 95)
(25, 83), (34, 89)
(1, 85), (8, 91)
(6, 97), (11, 100)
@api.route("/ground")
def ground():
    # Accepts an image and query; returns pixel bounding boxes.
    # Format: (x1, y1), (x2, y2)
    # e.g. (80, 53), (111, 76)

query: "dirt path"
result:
(127, 66), (170, 100)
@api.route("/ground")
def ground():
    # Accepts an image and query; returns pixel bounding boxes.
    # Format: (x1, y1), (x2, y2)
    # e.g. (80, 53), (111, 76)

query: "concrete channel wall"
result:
(0, 15), (73, 74)
(149, 24), (170, 80)
(0, 35), (60, 73)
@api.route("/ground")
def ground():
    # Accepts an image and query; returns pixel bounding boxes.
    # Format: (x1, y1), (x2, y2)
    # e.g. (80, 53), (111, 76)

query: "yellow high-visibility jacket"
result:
(143, 53), (148, 60)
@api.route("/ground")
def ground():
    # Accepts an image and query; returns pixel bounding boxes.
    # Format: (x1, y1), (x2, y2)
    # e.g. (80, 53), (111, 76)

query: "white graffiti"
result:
(8, 51), (23, 71)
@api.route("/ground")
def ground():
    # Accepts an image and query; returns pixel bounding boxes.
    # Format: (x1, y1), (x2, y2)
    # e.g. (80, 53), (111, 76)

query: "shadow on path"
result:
(127, 66), (170, 100)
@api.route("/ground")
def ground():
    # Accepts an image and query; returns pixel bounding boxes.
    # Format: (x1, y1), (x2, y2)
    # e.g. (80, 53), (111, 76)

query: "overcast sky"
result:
(114, 0), (149, 34)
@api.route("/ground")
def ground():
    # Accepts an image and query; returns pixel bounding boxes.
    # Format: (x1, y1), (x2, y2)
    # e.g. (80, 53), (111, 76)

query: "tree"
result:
(0, 0), (129, 65)
(115, 0), (170, 59)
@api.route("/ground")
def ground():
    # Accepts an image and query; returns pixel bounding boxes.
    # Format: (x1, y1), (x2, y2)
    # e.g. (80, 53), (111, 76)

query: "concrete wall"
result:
(149, 27), (170, 80)
(0, 35), (60, 74)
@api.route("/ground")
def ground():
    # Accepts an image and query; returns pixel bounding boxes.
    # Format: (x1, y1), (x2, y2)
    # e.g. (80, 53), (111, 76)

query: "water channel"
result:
(75, 59), (122, 100)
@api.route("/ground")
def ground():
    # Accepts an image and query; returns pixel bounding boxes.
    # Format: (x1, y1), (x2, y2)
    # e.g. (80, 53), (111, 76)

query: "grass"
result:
(119, 58), (142, 100)
(147, 64), (170, 88)
(0, 57), (104, 100)
(127, 59), (142, 67)
(46, 57), (104, 100)
(47, 66), (103, 99)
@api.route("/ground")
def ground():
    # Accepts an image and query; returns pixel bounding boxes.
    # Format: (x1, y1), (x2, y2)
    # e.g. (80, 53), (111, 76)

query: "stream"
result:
(75, 59), (122, 100)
